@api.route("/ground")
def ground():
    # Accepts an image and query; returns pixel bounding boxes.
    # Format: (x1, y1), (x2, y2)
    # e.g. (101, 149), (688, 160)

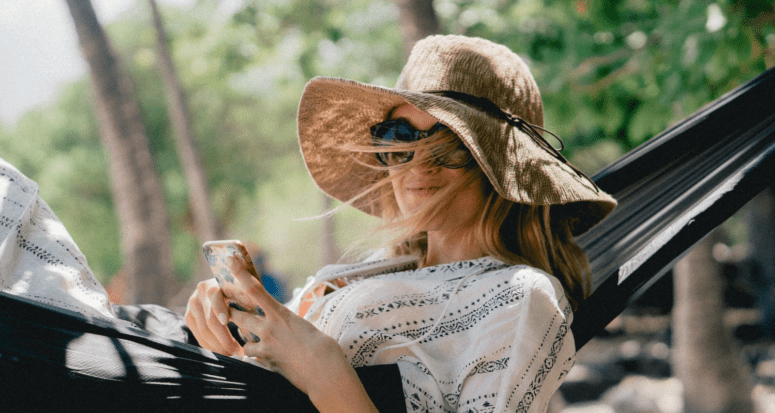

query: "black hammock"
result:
(1, 67), (773, 412)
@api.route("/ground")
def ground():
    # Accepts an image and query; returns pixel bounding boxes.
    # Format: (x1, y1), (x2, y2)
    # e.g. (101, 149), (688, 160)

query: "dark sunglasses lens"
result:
(371, 120), (418, 143)
(373, 121), (414, 166)
(372, 120), (453, 167)
(376, 151), (414, 167)
(427, 122), (447, 136)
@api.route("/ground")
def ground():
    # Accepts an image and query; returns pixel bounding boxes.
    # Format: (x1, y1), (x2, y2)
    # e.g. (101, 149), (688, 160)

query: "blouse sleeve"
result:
(492, 274), (575, 412)
(0, 158), (119, 322)
(395, 268), (575, 413)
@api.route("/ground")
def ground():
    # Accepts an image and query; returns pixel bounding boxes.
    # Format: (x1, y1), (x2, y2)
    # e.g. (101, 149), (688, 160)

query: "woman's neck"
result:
(423, 230), (486, 267)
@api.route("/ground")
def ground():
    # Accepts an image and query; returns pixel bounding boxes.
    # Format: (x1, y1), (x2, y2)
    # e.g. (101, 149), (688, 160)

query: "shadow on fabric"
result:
(0, 292), (405, 413)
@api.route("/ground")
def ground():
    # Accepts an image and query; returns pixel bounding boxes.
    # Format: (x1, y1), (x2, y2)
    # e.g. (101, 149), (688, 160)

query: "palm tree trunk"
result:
(747, 187), (775, 338)
(396, 0), (440, 58)
(672, 229), (754, 413)
(65, 0), (178, 305)
(149, 0), (222, 284)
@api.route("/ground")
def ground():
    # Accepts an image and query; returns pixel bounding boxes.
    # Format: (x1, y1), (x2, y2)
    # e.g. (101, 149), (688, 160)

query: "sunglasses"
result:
(370, 119), (475, 168)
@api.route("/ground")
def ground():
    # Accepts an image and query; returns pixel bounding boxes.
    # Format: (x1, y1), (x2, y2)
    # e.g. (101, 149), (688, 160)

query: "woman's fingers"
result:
(230, 308), (267, 348)
(199, 283), (240, 353)
(228, 255), (282, 314)
(185, 298), (220, 351)
(206, 284), (230, 325)
(230, 306), (354, 397)
(184, 279), (241, 355)
(204, 294), (241, 353)
(230, 308), (263, 337)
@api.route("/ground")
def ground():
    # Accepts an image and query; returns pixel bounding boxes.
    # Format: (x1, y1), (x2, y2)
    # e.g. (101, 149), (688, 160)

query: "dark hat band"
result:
(426, 90), (600, 193)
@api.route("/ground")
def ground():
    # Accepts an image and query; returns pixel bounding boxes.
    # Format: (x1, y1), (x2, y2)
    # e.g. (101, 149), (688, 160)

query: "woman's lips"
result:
(406, 185), (441, 196)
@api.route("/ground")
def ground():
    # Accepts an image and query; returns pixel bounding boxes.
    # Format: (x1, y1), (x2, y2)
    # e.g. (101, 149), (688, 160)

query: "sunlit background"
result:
(0, 0), (775, 292)
(2, 1), (775, 411)
(1, 0), (773, 299)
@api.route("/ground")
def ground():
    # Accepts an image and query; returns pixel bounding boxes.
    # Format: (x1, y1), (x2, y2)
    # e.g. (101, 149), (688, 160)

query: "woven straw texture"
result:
(297, 35), (616, 234)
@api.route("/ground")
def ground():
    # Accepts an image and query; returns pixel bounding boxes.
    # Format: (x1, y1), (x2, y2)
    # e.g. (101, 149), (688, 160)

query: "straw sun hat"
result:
(298, 35), (616, 235)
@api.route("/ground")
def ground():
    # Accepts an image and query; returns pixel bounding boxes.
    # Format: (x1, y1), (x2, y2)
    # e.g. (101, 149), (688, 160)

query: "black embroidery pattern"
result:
(314, 284), (351, 326)
(467, 357), (509, 377)
(0, 166), (38, 195)
(331, 259), (509, 341)
(0, 215), (15, 230)
(17, 232), (66, 269)
(349, 285), (523, 370)
(442, 358), (509, 411)
(459, 396), (497, 413)
(443, 391), (459, 408)
(351, 258), (508, 320)
(403, 376), (449, 413)
(401, 286), (523, 343)
(355, 294), (444, 320)
(349, 331), (394, 366)
(514, 321), (568, 412)
(407, 358), (433, 376)
(324, 282), (450, 336)
(1, 195), (25, 210)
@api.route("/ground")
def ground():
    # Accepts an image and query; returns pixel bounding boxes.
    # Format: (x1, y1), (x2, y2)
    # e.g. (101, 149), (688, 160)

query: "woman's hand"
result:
(226, 257), (379, 413)
(184, 277), (242, 356)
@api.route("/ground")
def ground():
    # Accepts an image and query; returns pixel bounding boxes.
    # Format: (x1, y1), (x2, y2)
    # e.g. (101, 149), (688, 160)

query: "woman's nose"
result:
(409, 149), (440, 174)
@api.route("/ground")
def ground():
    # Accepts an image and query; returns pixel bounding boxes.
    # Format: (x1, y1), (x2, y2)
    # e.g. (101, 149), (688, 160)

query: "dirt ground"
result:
(555, 309), (775, 412)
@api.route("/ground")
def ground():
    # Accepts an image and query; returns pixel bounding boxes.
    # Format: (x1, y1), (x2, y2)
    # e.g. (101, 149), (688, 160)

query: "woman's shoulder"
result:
(484, 261), (568, 303)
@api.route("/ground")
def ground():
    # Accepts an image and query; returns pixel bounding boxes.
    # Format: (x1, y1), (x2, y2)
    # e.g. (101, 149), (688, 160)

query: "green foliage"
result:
(2, 0), (772, 289)
(0, 80), (122, 278)
(435, 0), (773, 166)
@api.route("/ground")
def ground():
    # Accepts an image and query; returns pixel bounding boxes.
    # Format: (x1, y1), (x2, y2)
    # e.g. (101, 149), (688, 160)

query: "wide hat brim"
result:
(297, 77), (616, 235)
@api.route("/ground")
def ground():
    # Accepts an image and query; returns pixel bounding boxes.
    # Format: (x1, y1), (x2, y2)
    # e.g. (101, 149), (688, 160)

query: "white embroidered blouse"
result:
(0, 157), (118, 322)
(286, 255), (575, 413)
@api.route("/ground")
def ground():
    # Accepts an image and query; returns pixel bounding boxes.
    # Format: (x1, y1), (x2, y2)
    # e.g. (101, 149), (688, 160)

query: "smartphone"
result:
(202, 240), (261, 314)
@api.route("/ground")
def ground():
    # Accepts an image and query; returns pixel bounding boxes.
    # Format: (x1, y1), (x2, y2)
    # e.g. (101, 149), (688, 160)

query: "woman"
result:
(185, 35), (616, 413)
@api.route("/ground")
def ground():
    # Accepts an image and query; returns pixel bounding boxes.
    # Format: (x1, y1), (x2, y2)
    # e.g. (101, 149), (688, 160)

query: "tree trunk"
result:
(396, 0), (440, 58)
(149, 0), (221, 284)
(65, 0), (178, 305)
(672, 229), (754, 413)
(747, 187), (775, 337)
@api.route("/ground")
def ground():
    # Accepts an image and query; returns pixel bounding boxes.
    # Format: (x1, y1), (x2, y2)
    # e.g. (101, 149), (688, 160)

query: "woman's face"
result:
(387, 104), (487, 234)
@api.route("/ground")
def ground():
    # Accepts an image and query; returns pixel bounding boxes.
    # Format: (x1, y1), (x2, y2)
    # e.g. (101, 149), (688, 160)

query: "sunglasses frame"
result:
(370, 119), (474, 169)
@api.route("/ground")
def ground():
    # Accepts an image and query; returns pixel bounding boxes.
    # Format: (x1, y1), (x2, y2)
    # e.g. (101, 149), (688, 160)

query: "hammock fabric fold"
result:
(0, 292), (406, 412)
(0, 67), (773, 410)
(572, 65), (775, 348)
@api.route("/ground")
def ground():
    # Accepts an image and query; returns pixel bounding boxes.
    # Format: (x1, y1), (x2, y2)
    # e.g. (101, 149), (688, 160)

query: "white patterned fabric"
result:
(0, 157), (117, 321)
(287, 255), (575, 413)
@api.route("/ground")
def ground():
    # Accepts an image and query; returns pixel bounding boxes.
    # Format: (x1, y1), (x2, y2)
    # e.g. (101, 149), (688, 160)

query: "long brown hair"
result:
(342, 128), (590, 309)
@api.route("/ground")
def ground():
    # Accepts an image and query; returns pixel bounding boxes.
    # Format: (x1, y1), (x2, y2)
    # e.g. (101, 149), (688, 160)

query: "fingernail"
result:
(218, 313), (228, 325)
(225, 257), (234, 267)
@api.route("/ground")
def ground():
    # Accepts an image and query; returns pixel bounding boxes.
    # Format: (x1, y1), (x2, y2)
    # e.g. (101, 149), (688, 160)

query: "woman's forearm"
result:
(306, 358), (380, 413)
